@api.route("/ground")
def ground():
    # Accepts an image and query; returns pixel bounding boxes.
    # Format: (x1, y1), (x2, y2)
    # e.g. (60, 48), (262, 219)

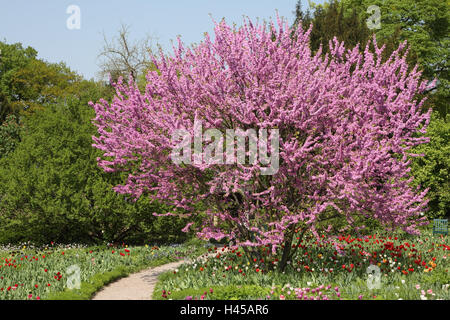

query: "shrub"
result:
(0, 87), (188, 245)
(410, 113), (449, 218)
(0, 114), (21, 159)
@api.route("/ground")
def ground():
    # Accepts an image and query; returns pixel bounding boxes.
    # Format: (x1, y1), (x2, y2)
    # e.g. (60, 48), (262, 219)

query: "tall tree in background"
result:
(97, 24), (157, 86)
(8, 59), (82, 113)
(0, 42), (37, 122)
(293, 0), (418, 64)
(293, 0), (371, 56)
(0, 41), (83, 123)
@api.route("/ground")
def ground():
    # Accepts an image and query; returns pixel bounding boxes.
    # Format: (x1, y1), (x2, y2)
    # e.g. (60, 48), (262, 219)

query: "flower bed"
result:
(0, 241), (208, 300)
(154, 231), (449, 300)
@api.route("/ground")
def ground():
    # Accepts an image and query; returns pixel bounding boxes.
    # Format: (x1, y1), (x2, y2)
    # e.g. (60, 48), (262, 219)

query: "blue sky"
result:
(0, 0), (323, 80)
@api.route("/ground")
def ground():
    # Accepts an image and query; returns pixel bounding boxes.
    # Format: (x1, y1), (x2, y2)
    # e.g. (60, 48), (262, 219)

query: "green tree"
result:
(0, 83), (188, 245)
(0, 113), (21, 160)
(0, 41), (37, 121)
(8, 59), (82, 115)
(293, 0), (420, 65)
(293, 0), (372, 56)
(0, 40), (83, 123)
(410, 113), (450, 218)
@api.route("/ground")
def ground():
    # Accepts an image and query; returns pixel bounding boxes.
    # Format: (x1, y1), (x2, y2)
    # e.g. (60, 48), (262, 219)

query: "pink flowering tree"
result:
(90, 16), (434, 271)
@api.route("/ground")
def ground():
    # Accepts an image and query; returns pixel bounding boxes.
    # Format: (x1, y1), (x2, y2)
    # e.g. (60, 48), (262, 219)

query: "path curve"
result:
(92, 260), (185, 300)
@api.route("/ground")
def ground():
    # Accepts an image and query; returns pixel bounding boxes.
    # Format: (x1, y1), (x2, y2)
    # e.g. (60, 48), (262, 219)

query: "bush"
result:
(0, 114), (21, 159)
(410, 113), (450, 219)
(0, 86), (189, 245)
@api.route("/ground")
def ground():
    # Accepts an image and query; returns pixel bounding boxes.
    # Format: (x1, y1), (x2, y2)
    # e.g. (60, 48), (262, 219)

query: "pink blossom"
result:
(91, 14), (433, 267)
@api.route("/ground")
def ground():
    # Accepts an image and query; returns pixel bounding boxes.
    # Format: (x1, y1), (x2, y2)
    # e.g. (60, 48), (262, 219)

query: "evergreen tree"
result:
(0, 84), (188, 245)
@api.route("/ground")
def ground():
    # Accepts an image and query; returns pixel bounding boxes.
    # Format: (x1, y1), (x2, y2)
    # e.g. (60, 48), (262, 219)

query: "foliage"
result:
(0, 84), (188, 245)
(0, 114), (21, 160)
(293, 0), (419, 73)
(294, 0), (372, 56)
(7, 59), (82, 115)
(0, 40), (83, 122)
(91, 16), (433, 271)
(0, 41), (37, 122)
(410, 113), (450, 218)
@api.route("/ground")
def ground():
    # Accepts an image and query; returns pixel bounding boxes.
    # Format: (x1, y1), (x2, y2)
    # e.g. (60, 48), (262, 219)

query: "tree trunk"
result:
(279, 234), (294, 272)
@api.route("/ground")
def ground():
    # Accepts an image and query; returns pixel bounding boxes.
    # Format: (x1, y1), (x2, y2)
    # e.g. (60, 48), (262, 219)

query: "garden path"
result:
(92, 260), (185, 300)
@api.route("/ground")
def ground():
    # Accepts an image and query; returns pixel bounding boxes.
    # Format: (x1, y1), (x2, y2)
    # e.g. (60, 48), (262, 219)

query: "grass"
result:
(0, 239), (211, 300)
(153, 230), (450, 300)
(2, 229), (449, 301)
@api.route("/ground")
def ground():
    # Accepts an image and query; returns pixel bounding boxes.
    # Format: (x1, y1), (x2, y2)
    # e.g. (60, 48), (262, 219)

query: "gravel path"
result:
(92, 260), (185, 300)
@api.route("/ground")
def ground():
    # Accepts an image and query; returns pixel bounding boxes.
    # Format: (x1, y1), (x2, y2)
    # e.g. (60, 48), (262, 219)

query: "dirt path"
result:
(92, 260), (185, 300)
(92, 248), (228, 300)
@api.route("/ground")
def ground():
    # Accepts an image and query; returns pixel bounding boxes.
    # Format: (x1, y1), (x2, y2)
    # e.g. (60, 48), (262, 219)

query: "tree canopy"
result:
(0, 41), (83, 122)
(91, 16), (433, 270)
